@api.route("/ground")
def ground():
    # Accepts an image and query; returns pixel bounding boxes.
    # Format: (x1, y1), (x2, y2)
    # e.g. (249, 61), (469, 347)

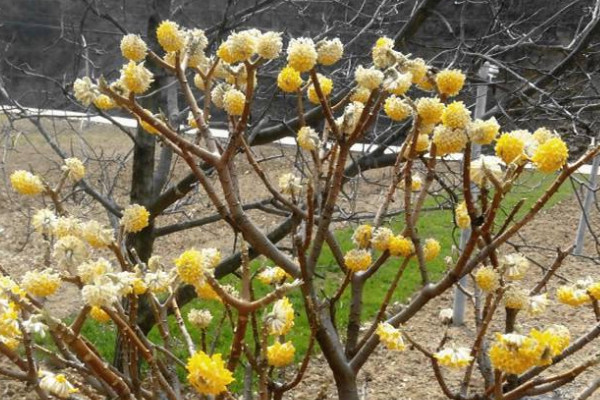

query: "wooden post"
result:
(452, 62), (498, 325)
(574, 140), (600, 256)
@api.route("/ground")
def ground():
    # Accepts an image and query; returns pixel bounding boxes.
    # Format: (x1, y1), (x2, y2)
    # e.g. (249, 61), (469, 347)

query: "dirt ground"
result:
(1, 119), (599, 399)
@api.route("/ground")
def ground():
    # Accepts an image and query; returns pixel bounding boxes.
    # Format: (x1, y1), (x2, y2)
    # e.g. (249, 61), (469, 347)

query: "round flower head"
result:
(73, 77), (99, 106)
(371, 227), (394, 251)
(352, 224), (372, 249)
(211, 83), (231, 109)
(81, 279), (119, 308)
(475, 266), (500, 292)
(90, 306), (111, 323)
(455, 201), (470, 229)
(411, 175), (423, 191)
(504, 285), (529, 310)
(350, 86), (371, 103)
(62, 158), (85, 182)
(297, 126), (319, 151)
(406, 58), (428, 84)
(344, 249), (372, 272)
(10, 170), (44, 196)
(441, 101), (471, 129)
(21, 269), (61, 297)
(257, 266), (289, 285)
(93, 94), (116, 110)
(120, 204), (150, 233)
(470, 156), (502, 187)
(316, 38), (344, 66)
(120, 61), (154, 94)
(371, 36), (396, 69)
(467, 117), (500, 145)
(267, 297), (295, 336)
(489, 333), (541, 375)
(388, 235), (414, 257)
(278, 173), (302, 196)
(267, 340), (296, 367)
(556, 285), (591, 307)
(336, 101), (365, 135)
(144, 270), (171, 294)
(194, 282), (221, 301)
(495, 132), (526, 165)
(193, 73), (205, 91)
(376, 322), (406, 351)
(222, 88), (246, 116)
(175, 249), (209, 286)
(53, 235), (89, 268)
(287, 37), (317, 72)
(257, 31), (283, 59)
(226, 30), (258, 62)
(120, 34), (147, 62)
(384, 71), (413, 96)
(32, 208), (57, 236)
(423, 238), (441, 261)
(216, 41), (236, 64)
(433, 125), (468, 156)
(529, 326), (570, 366)
(53, 216), (82, 238)
(156, 20), (184, 52)
(186, 351), (234, 395)
(408, 134), (430, 155)
(502, 253), (529, 281)
(277, 66), (303, 93)
(77, 258), (113, 285)
(188, 309), (213, 329)
(39, 371), (78, 399)
(307, 73), (333, 104)
(185, 29), (209, 67)
(531, 137), (568, 173)
(355, 65), (384, 90)
(415, 97), (444, 125)
(434, 346), (473, 368)
(435, 69), (465, 97)
(383, 95), (411, 121)
(532, 127), (555, 145)
(527, 293), (549, 316)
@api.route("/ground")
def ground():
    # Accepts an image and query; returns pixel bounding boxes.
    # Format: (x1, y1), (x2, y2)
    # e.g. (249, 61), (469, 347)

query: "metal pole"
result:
(574, 142), (600, 256)
(452, 62), (497, 325)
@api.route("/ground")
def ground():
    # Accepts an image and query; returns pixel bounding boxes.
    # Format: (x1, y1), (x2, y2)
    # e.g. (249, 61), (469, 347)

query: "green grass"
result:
(53, 171), (574, 388)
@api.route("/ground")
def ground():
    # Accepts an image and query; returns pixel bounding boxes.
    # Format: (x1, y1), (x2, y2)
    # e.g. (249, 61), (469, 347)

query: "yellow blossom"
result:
(77, 258), (113, 285)
(277, 66), (303, 93)
(355, 65), (383, 90)
(467, 117), (500, 145)
(383, 95), (411, 121)
(223, 89), (246, 116)
(475, 266), (500, 292)
(297, 126), (319, 151)
(532, 127), (555, 145)
(435, 69), (465, 97)
(406, 58), (428, 84)
(470, 156), (502, 187)
(502, 253), (529, 281)
(267, 340), (296, 367)
(495, 133), (526, 164)
(156, 20), (184, 52)
(93, 94), (116, 110)
(383, 70), (412, 96)
(489, 333), (540, 375)
(344, 249), (372, 272)
(120, 34), (147, 62)
(527, 294), (549, 316)
(504, 286), (529, 310)
(257, 31), (283, 59)
(175, 249), (208, 285)
(21, 269), (61, 297)
(531, 137), (568, 173)
(120, 61), (154, 94)
(352, 225), (373, 249)
(415, 97), (444, 125)
(316, 38), (344, 66)
(434, 346), (473, 368)
(307, 73), (333, 104)
(287, 38), (317, 72)
(188, 309), (213, 328)
(267, 297), (295, 336)
(120, 204), (150, 233)
(39, 371), (78, 399)
(350, 86), (371, 103)
(73, 77), (98, 106)
(557, 285), (591, 307)
(53, 235), (89, 267)
(371, 37), (396, 69)
(455, 201), (470, 229)
(423, 238), (441, 261)
(441, 101), (471, 129)
(433, 125), (468, 156)
(90, 306), (111, 323)
(226, 30), (258, 62)
(257, 267), (289, 285)
(376, 322), (406, 351)
(388, 235), (414, 257)
(195, 282), (222, 302)
(371, 227), (394, 251)
(10, 170), (44, 196)
(186, 351), (234, 395)
(336, 101), (364, 135)
(62, 158), (85, 182)
(32, 209), (57, 236)
(53, 216), (82, 238)
(278, 173), (302, 196)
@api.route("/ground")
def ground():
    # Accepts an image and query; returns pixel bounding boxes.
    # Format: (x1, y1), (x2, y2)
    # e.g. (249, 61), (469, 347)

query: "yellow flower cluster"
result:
(21, 269), (61, 297)
(223, 89), (246, 116)
(434, 346), (473, 368)
(556, 285), (592, 307)
(120, 34), (147, 62)
(267, 340), (296, 367)
(352, 224), (373, 249)
(435, 69), (465, 97)
(307, 73), (333, 104)
(32, 209), (57, 235)
(467, 117), (500, 145)
(10, 170), (44, 196)
(277, 66), (303, 92)
(455, 201), (470, 229)
(502, 253), (529, 281)
(531, 137), (568, 173)
(416, 97), (444, 125)
(120, 204), (150, 233)
(297, 126), (319, 151)
(406, 58), (428, 85)
(53, 235), (89, 268)
(188, 309), (213, 328)
(93, 94), (116, 110)
(383, 70), (412, 96)
(495, 132), (526, 164)
(388, 235), (414, 257)
(186, 351), (234, 395)
(278, 173), (302, 196)
(80, 220), (113, 248)
(441, 101), (471, 129)
(156, 20), (185, 52)
(195, 282), (222, 301)
(355, 65), (384, 90)
(423, 238), (441, 261)
(267, 297), (295, 336)
(533, 127), (554, 144)
(257, 31), (283, 60)
(62, 157), (85, 182)
(475, 266), (500, 292)
(344, 249), (372, 272)
(287, 38), (317, 72)
(350, 86), (371, 103)
(376, 322), (406, 351)
(73, 77), (98, 106)
(175, 249), (209, 285)
(120, 61), (154, 94)
(371, 227), (394, 251)
(503, 286), (529, 310)
(53, 217), (82, 238)
(383, 95), (411, 121)
(470, 156), (502, 187)
(433, 125), (468, 155)
(77, 258), (113, 284)
(316, 38), (344, 66)
(372, 36), (396, 69)
(90, 306), (111, 323)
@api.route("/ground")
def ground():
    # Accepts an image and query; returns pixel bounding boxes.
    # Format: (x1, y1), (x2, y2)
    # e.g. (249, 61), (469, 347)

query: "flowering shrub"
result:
(2, 21), (600, 400)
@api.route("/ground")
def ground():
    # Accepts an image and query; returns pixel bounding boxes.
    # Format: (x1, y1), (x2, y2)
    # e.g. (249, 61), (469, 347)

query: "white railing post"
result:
(452, 62), (498, 326)
(574, 139), (600, 256)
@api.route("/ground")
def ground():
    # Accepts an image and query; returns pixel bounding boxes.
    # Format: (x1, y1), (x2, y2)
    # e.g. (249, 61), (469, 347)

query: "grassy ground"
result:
(50, 170), (575, 387)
